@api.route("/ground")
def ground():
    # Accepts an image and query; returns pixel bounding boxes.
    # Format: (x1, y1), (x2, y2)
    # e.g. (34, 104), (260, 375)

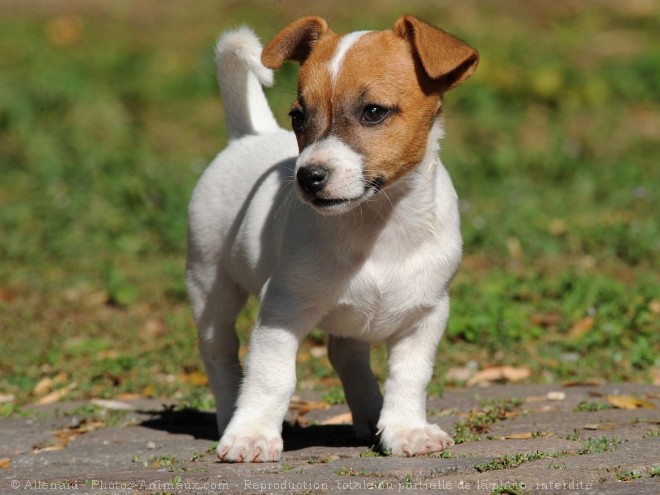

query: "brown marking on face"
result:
(292, 33), (341, 150)
(273, 16), (478, 192)
(331, 31), (443, 187)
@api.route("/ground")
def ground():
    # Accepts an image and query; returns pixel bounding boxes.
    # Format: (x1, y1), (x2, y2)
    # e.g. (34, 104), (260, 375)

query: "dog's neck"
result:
(316, 119), (445, 260)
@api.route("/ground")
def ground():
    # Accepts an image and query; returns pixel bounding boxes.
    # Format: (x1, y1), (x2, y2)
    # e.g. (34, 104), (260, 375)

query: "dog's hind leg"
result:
(188, 270), (248, 437)
(328, 336), (383, 443)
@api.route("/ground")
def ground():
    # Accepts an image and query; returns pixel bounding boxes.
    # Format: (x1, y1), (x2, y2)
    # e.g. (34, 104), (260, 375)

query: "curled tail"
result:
(215, 27), (280, 140)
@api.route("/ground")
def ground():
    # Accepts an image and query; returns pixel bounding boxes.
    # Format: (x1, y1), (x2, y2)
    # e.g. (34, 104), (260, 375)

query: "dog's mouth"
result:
(308, 177), (386, 214)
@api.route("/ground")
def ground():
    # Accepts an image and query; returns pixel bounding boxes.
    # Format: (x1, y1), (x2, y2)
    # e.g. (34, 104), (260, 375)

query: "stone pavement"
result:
(1, 384), (658, 494)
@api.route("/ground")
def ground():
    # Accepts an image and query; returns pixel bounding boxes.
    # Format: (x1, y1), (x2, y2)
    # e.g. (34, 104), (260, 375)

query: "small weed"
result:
(150, 454), (177, 471)
(646, 427), (660, 437)
(454, 398), (524, 443)
(359, 450), (385, 458)
(322, 387), (346, 405)
(59, 404), (130, 428)
(650, 465), (660, 477)
(579, 436), (621, 454)
(549, 461), (566, 469)
(335, 466), (366, 476)
(573, 401), (612, 412)
(475, 450), (557, 472)
(279, 463), (295, 472)
(491, 482), (528, 495)
(399, 473), (415, 487)
(0, 402), (22, 418)
(614, 469), (641, 481)
(565, 429), (581, 441)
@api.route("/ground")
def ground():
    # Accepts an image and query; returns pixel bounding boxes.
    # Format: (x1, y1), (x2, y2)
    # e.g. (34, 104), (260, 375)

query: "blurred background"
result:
(0, 0), (658, 410)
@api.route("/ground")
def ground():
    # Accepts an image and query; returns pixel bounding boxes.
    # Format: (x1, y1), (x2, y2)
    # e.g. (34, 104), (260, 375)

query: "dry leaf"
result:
(34, 382), (77, 405)
(116, 393), (143, 401)
(562, 379), (605, 387)
(531, 313), (562, 327)
(0, 393), (15, 403)
(33, 445), (65, 454)
(546, 391), (566, 401)
(0, 458), (10, 469)
(502, 432), (534, 439)
(651, 368), (660, 387)
(584, 423), (617, 430)
(91, 399), (137, 411)
(178, 371), (208, 386)
(33, 377), (54, 396)
(466, 366), (531, 387)
(606, 395), (655, 410)
(446, 365), (477, 383)
(321, 412), (353, 425)
(648, 299), (660, 315)
(289, 397), (329, 415)
(568, 317), (594, 339)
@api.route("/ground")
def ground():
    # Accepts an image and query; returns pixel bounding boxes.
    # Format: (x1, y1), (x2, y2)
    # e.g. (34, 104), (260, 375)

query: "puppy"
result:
(186, 16), (478, 462)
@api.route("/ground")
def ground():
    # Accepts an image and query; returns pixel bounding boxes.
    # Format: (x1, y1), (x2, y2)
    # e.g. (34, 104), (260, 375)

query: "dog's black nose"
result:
(297, 165), (329, 196)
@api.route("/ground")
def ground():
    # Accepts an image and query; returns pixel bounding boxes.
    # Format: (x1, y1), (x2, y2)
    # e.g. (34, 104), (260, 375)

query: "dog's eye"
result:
(361, 105), (390, 125)
(288, 109), (305, 131)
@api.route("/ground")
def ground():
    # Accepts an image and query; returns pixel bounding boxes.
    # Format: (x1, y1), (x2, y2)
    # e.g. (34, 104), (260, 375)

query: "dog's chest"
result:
(319, 244), (449, 340)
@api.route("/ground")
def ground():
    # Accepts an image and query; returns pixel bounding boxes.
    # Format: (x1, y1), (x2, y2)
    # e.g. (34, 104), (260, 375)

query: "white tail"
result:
(215, 27), (280, 140)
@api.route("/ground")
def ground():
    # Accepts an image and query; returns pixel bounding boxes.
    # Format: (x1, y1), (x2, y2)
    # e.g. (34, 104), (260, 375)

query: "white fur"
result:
(187, 27), (462, 463)
(328, 31), (370, 85)
(215, 27), (279, 139)
(295, 135), (367, 213)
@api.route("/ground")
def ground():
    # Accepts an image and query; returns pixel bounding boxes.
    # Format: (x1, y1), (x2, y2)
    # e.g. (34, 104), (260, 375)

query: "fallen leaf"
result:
(561, 379), (605, 387)
(546, 391), (566, 401)
(531, 313), (562, 327)
(116, 393), (143, 401)
(466, 366), (531, 387)
(583, 423), (618, 430)
(289, 397), (329, 415)
(446, 365), (477, 383)
(0, 458), (10, 469)
(33, 377), (54, 396)
(34, 382), (77, 405)
(178, 371), (208, 386)
(141, 384), (156, 398)
(651, 368), (660, 387)
(502, 432), (534, 439)
(648, 299), (660, 315)
(568, 317), (594, 339)
(0, 288), (16, 302)
(0, 393), (15, 403)
(606, 395), (655, 410)
(91, 399), (137, 411)
(321, 412), (353, 425)
(33, 445), (65, 454)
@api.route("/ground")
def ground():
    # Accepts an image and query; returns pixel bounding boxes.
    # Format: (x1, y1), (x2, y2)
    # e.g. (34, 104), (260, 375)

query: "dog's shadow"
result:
(140, 407), (362, 452)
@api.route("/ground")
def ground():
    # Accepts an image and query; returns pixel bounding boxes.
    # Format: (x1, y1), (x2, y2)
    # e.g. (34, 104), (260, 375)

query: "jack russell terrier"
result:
(186, 15), (478, 462)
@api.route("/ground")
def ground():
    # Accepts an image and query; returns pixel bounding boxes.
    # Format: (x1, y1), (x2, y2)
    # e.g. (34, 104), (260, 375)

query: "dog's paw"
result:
(379, 423), (454, 457)
(217, 431), (283, 463)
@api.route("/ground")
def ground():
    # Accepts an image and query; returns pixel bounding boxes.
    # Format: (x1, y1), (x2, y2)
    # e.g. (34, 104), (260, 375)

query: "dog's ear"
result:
(393, 15), (478, 91)
(262, 16), (331, 69)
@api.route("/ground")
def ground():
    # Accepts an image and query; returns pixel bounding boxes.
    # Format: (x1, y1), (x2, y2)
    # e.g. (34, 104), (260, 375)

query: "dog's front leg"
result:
(217, 286), (315, 463)
(377, 297), (454, 456)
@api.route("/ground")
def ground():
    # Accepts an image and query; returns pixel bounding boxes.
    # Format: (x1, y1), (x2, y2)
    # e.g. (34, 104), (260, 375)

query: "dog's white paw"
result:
(379, 423), (454, 457)
(217, 431), (283, 463)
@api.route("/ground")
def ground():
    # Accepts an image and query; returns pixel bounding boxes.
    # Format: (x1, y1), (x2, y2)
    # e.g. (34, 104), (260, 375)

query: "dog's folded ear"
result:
(262, 16), (331, 69)
(393, 16), (478, 91)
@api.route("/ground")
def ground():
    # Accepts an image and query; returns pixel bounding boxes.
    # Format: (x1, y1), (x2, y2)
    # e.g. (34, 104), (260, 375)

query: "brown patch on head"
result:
(265, 16), (478, 190)
(330, 30), (443, 186)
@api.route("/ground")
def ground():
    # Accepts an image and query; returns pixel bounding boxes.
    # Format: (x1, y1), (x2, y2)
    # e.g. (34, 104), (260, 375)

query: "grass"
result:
(454, 398), (524, 443)
(0, 1), (658, 408)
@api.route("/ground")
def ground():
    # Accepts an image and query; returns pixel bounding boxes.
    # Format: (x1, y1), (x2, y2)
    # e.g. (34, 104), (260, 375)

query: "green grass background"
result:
(1, 0), (658, 408)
